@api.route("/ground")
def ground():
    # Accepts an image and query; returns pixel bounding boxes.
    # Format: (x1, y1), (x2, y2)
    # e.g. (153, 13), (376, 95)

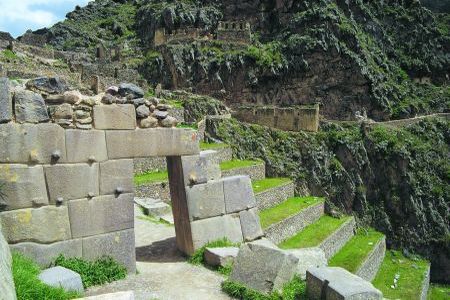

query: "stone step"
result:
(220, 160), (265, 181)
(279, 216), (356, 260)
(260, 197), (325, 244)
(329, 229), (386, 281)
(253, 178), (295, 210)
(134, 197), (171, 217)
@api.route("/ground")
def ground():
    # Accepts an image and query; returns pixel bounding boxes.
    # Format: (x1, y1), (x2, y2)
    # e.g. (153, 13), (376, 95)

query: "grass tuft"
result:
(220, 159), (263, 171)
(134, 170), (168, 185)
(54, 255), (127, 288)
(188, 238), (238, 265)
(428, 284), (450, 300)
(252, 178), (291, 194)
(259, 196), (324, 229)
(12, 252), (80, 300)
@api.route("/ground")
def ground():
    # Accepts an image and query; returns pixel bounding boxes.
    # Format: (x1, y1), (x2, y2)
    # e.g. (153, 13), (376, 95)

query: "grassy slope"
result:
(252, 178), (291, 194)
(259, 196), (324, 229)
(200, 141), (229, 150)
(372, 250), (430, 300)
(134, 170), (168, 185)
(279, 215), (351, 249)
(220, 159), (262, 171)
(428, 284), (450, 300)
(328, 228), (384, 273)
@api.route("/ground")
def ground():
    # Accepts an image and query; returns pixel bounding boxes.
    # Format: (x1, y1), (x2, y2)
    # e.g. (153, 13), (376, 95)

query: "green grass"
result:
(220, 159), (263, 171)
(329, 228), (385, 273)
(252, 178), (292, 194)
(12, 252), (80, 300)
(222, 276), (306, 300)
(372, 250), (430, 300)
(279, 216), (351, 249)
(188, 238), (239, 266)
(2, 49), (17, 60)
(259, 197), (324, 229)
(200, 141), (229, 150)
(134, 170), (168, 185)
(176, 123), (198, 129)
(54, 255), (127, 288)
(428, 284), (450, 300)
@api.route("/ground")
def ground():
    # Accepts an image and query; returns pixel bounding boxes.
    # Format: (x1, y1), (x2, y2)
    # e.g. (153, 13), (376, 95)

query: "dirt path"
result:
(85, 206), (231, 300)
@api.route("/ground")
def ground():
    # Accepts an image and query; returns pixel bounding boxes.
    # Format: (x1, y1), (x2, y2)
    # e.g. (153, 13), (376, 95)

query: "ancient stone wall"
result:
(217, 21), (251, 44)
(232, 105), (320, 132)
(154, 28), (202, 47)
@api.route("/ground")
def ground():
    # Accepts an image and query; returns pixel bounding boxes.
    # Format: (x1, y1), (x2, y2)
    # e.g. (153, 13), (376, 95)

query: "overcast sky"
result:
(0, 0), (91, 38)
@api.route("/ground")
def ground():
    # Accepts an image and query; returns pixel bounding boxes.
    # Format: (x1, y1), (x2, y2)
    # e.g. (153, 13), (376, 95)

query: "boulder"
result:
(101, 93), (117, 104)
(52, 103), (73, 119)
(160, 115), (178, 127)
(63, 90), (82, 104)
(136, 105), (150, 118)
(118, 83), (144, 99)
(230, 239), (299, 294)
(139, 116), (158, 128)
(14, 90), (49, 123)
(286, 248), (327, 279)
(153, 110), (168, 119)
(204, 247), (239, 267)
(38, 266), (83, 293)
(26, 77), (68, 95)
(0, 77), (12, 123)
(106, 86), (119, 95)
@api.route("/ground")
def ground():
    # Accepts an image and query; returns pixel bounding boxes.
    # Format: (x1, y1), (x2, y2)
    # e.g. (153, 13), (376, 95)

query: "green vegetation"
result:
(134, 170), (168, 185)
(372, 250), (430, 300)
(428, 284), (450, 300)
(220, 159), (262, 171)
(252, 178), (291, 194)
(222, 276), (306, 300)
(279, 216), (351, 249)
(12, 252), (80, 300)
(2, 49), (18, 60)
(200, 141), (229, 150)
(329, 228), (385, 273)
(188, 238), (238, 265)
(259, 196), (324, 229)
(246, 42), (285, 69)
(176, 123), (198, 129)
(54, 255), (127, 288)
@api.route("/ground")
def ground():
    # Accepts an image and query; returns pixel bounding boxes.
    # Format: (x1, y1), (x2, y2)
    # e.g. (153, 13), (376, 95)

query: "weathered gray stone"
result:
(77, 291), (135, 300)
(306, 266), (382, 300)
(118, 83), (144, 99)
(153, 110), (168, 119)
(186, 180), (225, 221)
(0, 77), (12, 123)
(190, 214), (243, 249)
(26, 77), (67, 95)
(45, 163), (99, 203)
(14, 90), (50, 123)
(134, 198), (171, 216)
(68, 194), (134, 238)
(136, 105), (150, 118)
(65, 130), (108, 163)
(53, 103), (73, 119)
(39, 266), (84, 293)
(239, 208), (264, 242)
(93, 104), (136, 130)
(0, 222), (16, 300)
(0, 123), (66, 163)
(99, 159), (134, 195)
(10, 239), (82, 267)
(0, 206), (71, 244)
(230, 240), (299, 294)
(204, 247), (239, 267)
(222, 176), (257, 213)
(0, 164), (48, 210)
(82, 229), (136, 273)
(160, 116), (178, 127)
(286, 248), (327, 280)
(105, 128), (199, 158)
(181, 151), (221, 186)
(139, 116), (158, 128)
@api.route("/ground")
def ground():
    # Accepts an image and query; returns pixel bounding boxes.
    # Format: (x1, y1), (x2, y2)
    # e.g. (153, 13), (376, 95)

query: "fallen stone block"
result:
(0, 123), (66, 163)
(39, 266), (83, 293)
(285, 248), (327, 280)
(93, 104), (136, 130)
(65, 130), (108, 163)
(0, 164), (48, 210)
(204, 247), (239, 267)
(230, 240), (299, 294)
(222, 176), (257, 213)
(134, 198), (171, 216)
(75, 291), (135, 300)
(14, 90), (49, 123)
(0, 206), (71, 244)
(68, 194), (134, 238)
(99, 159), (134, 195)
(239, 208), (264, 242)
(186, 180), (225, 221)
(0, 77), (12, 123)
(44, 163), (99, 203)
(306, 266), (382, 300)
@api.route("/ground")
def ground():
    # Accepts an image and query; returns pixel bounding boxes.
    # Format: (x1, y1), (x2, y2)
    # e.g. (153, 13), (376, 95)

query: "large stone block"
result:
(65, 130), (108, 163)
(45, 163), (99, 203)
(10, 239), (82, 267)
(0, 164), (48, 210)
(68, 194), (134, 238)
(181, 151), (221, 185)
(14, 90), (49, 123)
(82, 229), (136, 273)
(0, 206), (71, 244)
(230, 240), (299, 294)
(306, 266), (382, 300)
(105, 128), (199, 159)
(286, 248), (327, 280)
(186, 180), (225, 221)
(190, 214), (243, 249)
(0, 223), (16, 300)
(0, 77), (12, 123)
(0, 123), (66, 163)
(239, 208), (264, 242)
(39, 266), (84, 293)
(222, 176), (256, 213)
(99, 160), (134, 195)
(204, 247), (239, 267)
(93, 104), (136, 130)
